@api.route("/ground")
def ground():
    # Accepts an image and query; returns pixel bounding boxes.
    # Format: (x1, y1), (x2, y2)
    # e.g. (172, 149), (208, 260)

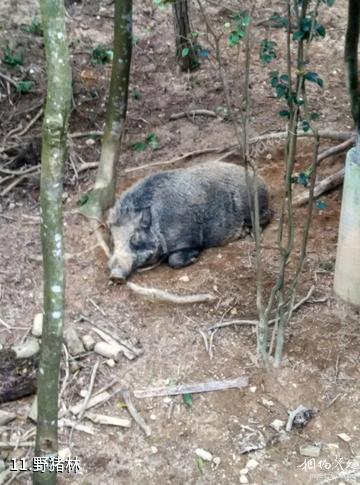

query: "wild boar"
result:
(108, 161), (271, 281)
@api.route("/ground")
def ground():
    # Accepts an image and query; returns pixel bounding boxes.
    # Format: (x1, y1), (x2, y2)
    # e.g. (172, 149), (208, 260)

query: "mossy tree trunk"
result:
(81, 0), (133, 220)
(34, 0), (72, 483)
(173, 0), (199, 71)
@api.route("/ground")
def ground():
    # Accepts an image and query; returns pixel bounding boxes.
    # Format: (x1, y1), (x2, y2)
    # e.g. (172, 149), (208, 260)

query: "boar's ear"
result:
(140, 207), (152, 229)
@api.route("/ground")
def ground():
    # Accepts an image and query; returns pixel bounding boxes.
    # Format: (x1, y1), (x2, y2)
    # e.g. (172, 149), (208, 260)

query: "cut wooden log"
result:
(293, 168), (345, 207)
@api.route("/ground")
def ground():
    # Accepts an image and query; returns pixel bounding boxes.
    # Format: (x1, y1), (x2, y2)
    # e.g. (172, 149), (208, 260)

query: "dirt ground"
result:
(1, 0), (360, 484)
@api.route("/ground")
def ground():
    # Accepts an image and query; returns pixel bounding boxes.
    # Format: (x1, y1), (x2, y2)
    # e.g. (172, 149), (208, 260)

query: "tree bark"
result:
(173, 0), (199, 72)
(34, 0), (72, 482)
(81, 0), (133, 220)
(345, 0), (360, 129)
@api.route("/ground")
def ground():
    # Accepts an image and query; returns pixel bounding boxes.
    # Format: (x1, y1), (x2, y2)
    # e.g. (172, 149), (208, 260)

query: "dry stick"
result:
(77, 360), (100, 421)
(169, 109), (217, 121)
(207, 285), (315, 331)
(134, 376), (249, 399)
(69, 130), (103, 139)
(68, 132), (354, 175)
(293, 168), (345, 206)
(0, 165), (40, 176)
(0, 175), (27, 197)
(0, 71), (18, 88)
(126, 281), (216, 304)
(121, 387), (151, 437)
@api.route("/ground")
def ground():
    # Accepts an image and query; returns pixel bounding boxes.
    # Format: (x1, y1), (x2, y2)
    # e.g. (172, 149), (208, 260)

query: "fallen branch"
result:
(0, 165), (40, 176)
(0, 71), (18, 89)
(69, 130), (103, 139)
(317, 136), (355, 164)
(121, 387), (151, 437)
(0, 175), (27, 197)
(127, 281), (217, 304)
(85, 412), (131, 428)
(293, 168), (345, 207)
(208, 285), (316, 331)
(134, 376), (248, 398)
(169, 109), (217, 121)
(77, 360), (99, 421)
(124, 146), (227, 173)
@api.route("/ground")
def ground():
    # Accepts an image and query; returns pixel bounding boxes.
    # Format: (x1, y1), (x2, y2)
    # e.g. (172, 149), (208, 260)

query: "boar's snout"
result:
(109, 267), (129, 283)
(108, 250), (134, 283)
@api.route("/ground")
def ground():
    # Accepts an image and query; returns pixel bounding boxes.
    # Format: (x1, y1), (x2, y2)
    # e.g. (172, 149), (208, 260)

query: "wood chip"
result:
(70, 391), (111, 415)
(85, 412), (131, 428)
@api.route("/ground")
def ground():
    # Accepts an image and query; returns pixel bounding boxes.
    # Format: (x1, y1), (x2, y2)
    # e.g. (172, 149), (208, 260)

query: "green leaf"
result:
(310, 112), (320, 120)
(315, 199), (328, 210)
(16, 80), (34, 94)
(260, 39), (277, 64)
(181, 47), (190, 57)
(132, 141), (147, 152)
(196, 457), (205, 474)
(146, 133), (160, 150)
(131, 89), (141, 101)
(302, 120), (310, 132)
(278, 109), (290, 118)
(78, 194), (89, 206)
(183, 393), (193, 407)
(22, 17), (43, 36)
(305, 72), (324, 88)
(293, 30), (305, 41)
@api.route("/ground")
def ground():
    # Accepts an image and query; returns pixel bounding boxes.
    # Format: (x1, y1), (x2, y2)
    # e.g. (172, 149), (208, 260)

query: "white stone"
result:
(195, 448), (213, 462)
(239, 475), (249, 484)
(338, 433), (351, 443)
(270, 419), (285, 432)
(246, 458), (259, 470)
(179, 275), (189, 282)
(32, 313), (43, 337)
(240, 468), (248, 475)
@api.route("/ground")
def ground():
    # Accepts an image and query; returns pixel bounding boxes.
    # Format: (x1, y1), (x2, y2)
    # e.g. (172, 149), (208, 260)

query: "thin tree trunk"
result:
(81, 0), (133, 219)
(173, 0), (199, 71)
(35, 0), (72, 482)
(345, 0), (360, 130)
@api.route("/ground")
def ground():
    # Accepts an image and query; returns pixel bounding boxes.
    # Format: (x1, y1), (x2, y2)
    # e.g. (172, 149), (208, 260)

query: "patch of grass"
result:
(22, 17), (43, 36)
(16, 80), (34, 94)
(91, 45), (113, 65)
(2, 47), (23, 68)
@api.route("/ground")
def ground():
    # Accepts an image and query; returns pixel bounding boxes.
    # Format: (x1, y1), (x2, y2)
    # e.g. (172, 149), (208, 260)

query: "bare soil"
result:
(1, 1), (360, 484)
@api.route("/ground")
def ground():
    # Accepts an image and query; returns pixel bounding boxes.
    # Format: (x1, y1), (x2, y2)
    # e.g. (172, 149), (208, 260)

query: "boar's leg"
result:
(167, 249), (200, 268)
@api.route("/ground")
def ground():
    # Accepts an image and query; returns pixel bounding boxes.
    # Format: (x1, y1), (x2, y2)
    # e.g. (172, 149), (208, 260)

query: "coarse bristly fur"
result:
(108, 161), (272, 279)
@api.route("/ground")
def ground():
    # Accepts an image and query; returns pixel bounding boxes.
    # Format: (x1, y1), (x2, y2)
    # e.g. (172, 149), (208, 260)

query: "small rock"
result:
(64, 327), (85, 356)
(150, 414), (156, 421)
(246, 458), (259, 470)
(270, 419), (285, 432)
(239, 475), (249, 484)
(338, 433), (351, 443)
(163, 397), (172, 404)
(179, 275), (189, 282)
(94, 342), (120, 361)
(58, 448), (71, 460)
(12, 338), (40, 358)
(262, 398), (273, 406)
(70, 360), (81, 373)
(0, 411), (16, 426)
(32, 313), (43, 337)
(85, 138), (95, 146)
(151, 446), (158, 454)
(249, 386), (257, 393)
(213, 456), (221, 469)
(240, 468), (248, 475)
(230, 308), (238, 315)
(299, 445), (321, 458)
(266, 153), (272, 160)
(105, 359), (116, 368)
(195, 448), (213, 462)
(28, 396), (38, 422)
(81, 334), (95, 351)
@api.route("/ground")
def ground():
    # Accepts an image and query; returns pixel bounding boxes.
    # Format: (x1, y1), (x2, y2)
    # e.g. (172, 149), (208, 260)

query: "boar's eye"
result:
(130, 231), (146, 250)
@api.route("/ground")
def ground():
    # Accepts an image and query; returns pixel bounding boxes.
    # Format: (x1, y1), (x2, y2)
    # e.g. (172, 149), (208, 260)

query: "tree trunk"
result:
(173, 0), (199, 72)
(345, 0), (360, 129)
(81, 0), (133, 220)
(34, 0), (72, 481)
